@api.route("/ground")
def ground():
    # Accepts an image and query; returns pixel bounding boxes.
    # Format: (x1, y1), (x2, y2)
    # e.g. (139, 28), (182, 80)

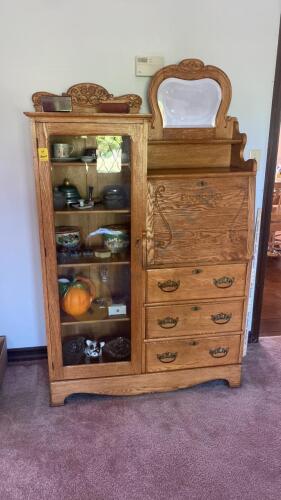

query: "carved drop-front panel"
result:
(146, 176), (250, 265)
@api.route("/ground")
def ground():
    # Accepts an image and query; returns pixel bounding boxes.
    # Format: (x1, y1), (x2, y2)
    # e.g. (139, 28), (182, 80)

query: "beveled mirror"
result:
(149, 59), (232, 140)
(157, 77), (222, 128)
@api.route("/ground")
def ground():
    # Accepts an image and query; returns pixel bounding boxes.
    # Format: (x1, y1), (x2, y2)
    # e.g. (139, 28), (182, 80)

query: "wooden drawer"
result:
(146, 335), (241, 373)
(146, 299), (244, 339)
(146, 264), (247, 303)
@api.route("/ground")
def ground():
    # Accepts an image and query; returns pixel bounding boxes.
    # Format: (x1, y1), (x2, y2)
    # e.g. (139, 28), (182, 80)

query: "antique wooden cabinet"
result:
(26, 64), (255, 405)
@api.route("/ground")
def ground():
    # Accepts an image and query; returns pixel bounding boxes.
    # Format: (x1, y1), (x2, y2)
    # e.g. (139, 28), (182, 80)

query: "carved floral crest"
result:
(32, 83), (142, 113)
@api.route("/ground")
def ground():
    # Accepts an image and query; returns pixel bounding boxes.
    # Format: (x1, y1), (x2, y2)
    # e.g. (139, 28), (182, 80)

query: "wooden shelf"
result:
(51, 161), (130, 167)
(57, 253), (130, 268)
(148, 139), (242, 145)
(55, 204), (130, 214)
(148, 166), (256, 178)
(61, 306), (130, 326)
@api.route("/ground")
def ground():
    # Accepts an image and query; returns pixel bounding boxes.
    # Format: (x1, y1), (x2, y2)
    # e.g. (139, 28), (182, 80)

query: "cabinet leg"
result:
(227, 372), (242, 388)
(49, 387), (67, 407)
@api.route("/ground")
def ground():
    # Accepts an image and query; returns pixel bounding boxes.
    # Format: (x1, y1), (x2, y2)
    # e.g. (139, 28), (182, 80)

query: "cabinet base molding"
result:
(50, 364), (242, 406)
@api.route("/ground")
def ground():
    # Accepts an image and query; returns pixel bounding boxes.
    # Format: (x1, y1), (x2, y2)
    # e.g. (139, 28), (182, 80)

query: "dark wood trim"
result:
(250, 16), (281, 343)
(8, 346), (47, 362)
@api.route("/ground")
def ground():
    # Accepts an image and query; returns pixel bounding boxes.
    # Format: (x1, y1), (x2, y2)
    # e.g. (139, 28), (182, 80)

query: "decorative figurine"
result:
(84, 339), (105, 363)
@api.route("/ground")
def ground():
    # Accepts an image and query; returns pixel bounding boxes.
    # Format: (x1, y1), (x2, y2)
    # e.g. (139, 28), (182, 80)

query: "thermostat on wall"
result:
(135, 56), (164, 76)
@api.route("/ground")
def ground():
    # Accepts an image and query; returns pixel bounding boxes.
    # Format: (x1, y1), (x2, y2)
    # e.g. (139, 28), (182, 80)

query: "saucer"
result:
(71, 202), (94, 210)
(52, 157), (80, 162)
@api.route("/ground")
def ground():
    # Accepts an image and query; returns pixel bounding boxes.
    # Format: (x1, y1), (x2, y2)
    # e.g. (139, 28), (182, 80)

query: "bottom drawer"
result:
(146, 335), (241, 373)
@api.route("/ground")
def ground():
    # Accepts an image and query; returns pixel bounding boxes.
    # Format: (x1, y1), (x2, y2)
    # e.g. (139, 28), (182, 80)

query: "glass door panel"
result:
(49, 134), (132, 368)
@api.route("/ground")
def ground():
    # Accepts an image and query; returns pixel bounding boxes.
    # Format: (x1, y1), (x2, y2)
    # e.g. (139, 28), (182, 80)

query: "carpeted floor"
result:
(1, 337), (281, 500)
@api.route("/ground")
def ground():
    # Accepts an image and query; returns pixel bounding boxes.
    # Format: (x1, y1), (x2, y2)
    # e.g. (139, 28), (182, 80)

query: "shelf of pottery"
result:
(51, 134), (132, 366)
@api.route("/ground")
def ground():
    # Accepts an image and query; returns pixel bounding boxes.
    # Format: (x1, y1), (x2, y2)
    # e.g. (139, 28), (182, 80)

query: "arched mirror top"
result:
(149, 59), (232, 140)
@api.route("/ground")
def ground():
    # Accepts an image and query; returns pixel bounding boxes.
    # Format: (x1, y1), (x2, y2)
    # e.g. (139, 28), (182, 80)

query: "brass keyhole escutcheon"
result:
(192, 269), (202, 275)
(197, 180), (207, 187)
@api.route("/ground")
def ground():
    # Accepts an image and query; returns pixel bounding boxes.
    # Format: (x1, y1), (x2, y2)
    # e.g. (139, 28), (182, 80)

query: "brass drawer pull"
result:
(158, 317), (179, 329)
(191, 306), (201, 311)
(209, 347), (229, 358)
(213, 276), (235, 288)
(157, 280), (180, 292)
(157, 351), (178, 363)
(211, 313), (232, 324)
(192, 268), (202, 274)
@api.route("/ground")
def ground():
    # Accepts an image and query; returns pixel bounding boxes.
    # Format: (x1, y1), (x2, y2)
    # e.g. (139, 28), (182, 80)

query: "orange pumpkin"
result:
(61, 277), (96, 317)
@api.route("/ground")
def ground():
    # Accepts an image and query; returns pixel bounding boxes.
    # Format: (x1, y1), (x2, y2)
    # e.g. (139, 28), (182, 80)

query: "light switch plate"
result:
(135, 56), (164, 76)
(249, 149), (261, 170)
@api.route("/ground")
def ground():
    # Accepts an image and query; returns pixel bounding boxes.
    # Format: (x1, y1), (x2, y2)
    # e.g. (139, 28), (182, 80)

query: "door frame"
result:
(33, 117), (148, 379)
(250, 16), (281, 342)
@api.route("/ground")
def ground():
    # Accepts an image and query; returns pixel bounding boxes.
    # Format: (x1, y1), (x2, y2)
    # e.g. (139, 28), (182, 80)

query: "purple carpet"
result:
(1, 337), (281, 500)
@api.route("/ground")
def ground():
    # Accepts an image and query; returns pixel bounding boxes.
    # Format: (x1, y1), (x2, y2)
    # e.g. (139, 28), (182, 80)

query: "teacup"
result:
(53, 143), (74, 159)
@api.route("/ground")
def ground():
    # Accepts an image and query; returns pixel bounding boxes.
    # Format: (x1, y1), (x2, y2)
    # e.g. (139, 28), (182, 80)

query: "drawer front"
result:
(146, 335), (241, 373)
(146, 300), (244, 339)
(146, 176), (250, 265)
(146, 264), (247, 303)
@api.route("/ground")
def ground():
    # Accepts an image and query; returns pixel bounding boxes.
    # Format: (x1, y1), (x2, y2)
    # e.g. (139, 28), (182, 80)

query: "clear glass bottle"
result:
(96, 266), (112, 308)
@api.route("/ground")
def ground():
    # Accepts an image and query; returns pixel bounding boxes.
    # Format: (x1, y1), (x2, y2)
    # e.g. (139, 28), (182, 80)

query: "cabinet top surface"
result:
(24, 112), (152, 122)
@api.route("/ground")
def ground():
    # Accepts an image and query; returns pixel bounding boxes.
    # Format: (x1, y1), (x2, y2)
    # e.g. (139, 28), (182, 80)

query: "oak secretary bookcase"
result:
(26, 62), (256, 405)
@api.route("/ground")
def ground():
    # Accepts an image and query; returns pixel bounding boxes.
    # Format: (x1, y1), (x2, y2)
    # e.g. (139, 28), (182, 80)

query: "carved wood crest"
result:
(32, 83), (142, 114)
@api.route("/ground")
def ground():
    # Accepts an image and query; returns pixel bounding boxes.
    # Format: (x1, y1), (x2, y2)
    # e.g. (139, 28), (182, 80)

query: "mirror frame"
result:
(148, 59), (232, 140)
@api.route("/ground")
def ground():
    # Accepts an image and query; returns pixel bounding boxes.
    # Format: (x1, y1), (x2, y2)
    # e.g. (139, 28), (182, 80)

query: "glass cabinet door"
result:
(48, 132), (135, 372)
